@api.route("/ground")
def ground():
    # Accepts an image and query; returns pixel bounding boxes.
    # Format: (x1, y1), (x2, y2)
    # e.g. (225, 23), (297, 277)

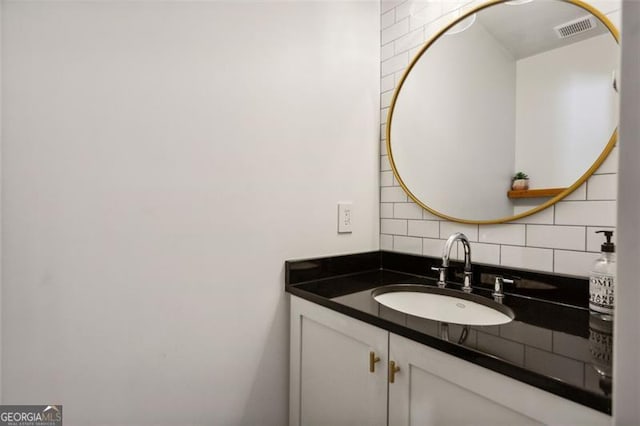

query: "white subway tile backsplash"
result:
(381, 203), (394, 219)
(501, 246), (553, 272)
(594, 146), (618, 174)
(381, 74), (395, 93)
(555, 201), (616, 226)
(563, 184), (586, 201)
(587, 174), (617, 200)
(381, 186), (407, 202)
(512, 200), (546, 216)
(526, 225), (585, 251)
(381, 52), (409, 76)
(511, 207), (554, 225)
(381, 8), (395, 29)
(440, 222), (478, 241)
(381, 171), (394, 187)
(409, 3), (442, 31)
(424, 15), (449, 41)
(422, 209), (442, 220)
(381, 218), (407, 235)
(408, 45), (423, 61)
(554, 250), (599, 277)
(394, 28), (425, 54)
(382, 18), (409, 45)
(380, 107), (389, 125)
(398, 1), (449, 24)
(394, 71), (404, 86)
(394, 1), (414, 21)
(394, 202), (423, 219)
(479, 224), (525, 245)
(394, 235), (422, 255)
(381, 0), (403, 14)
(449, 240), (466, 262)
(423, 237), (447, 258)
(465, 0), (488, 10)
(586, 226), (616, 252)
(588, 0), (622, 15)
(408, 220), (439, 238)
(469, 242), (500, 265)
(380, 155), (392, 172)
(380, 139), (388, 156)
(381, 90), (394, 108)
(381, 234), (393, 250)
(381, 42), (395, 62)
(440, 1), (463, 15)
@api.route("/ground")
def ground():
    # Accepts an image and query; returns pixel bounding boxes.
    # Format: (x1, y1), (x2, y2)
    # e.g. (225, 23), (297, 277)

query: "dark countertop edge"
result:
(286, 267), (383, 286)
(286, 251), (381, 284)
(286, 285), (611, 415)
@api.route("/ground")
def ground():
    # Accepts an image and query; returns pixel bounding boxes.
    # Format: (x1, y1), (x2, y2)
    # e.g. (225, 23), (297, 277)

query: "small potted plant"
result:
(512, 172), (529, 190)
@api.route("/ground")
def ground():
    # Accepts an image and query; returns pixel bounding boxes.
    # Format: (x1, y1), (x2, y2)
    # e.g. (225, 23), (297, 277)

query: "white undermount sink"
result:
(372, 284), (514, 326)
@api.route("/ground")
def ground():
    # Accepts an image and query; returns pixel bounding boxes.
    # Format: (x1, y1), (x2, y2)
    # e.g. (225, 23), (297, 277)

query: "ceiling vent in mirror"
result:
(554, 15), (597, 39)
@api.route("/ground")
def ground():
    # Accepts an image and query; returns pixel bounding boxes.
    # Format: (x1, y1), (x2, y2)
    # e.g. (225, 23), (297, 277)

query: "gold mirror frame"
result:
(386, 0), (620, 225)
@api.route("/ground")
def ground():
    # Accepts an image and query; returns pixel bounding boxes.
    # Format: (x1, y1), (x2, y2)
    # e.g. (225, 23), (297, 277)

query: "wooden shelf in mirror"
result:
(507, 188), (566, 199)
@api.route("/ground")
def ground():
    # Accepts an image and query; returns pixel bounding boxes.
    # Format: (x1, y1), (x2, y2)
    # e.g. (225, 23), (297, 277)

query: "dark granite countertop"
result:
(285, 251), (613, 415)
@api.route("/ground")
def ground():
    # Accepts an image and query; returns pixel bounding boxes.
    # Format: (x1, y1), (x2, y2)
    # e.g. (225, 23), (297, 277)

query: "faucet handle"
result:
(462, 271), (473, 293)
(493, 276), (514, 298)
(431, 266), (447, 288)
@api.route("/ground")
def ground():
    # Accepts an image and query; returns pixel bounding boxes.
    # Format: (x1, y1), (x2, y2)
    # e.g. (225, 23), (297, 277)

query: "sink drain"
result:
(456, 302), (466, 309)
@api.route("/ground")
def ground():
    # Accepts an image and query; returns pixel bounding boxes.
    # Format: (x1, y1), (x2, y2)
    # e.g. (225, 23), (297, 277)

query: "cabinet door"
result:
(388, 333), (610, 426)
(290, 296), (388, 426)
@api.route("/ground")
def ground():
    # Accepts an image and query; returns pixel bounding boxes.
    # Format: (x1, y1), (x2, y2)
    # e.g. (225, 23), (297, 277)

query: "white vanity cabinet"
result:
(290, 296), (611, 426)
(290, 296), (388, 426)
(388, 333), (611, 425)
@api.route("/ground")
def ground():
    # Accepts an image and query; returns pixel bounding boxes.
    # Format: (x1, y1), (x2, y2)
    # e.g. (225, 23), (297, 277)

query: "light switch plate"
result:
(338, 202), (353, 233)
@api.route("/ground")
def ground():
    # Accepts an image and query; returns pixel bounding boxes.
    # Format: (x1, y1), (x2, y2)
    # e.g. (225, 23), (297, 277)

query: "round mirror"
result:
(387, 0), (619, 224)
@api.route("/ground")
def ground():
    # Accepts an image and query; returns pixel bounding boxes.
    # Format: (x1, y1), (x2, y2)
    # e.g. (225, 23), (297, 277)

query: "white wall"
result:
(380, 0), (620, 277)
(1, 1), (380, 425)
(0, 1), (3, 404)
(515, 33), (619, 188)
(613, 1), (640, 423)
(392, 21), (516, 220)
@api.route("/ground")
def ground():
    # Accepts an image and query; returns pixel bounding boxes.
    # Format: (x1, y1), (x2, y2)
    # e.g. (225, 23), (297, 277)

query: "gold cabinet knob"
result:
(389, 360), (400, 383)
(369, 351), (381, 373)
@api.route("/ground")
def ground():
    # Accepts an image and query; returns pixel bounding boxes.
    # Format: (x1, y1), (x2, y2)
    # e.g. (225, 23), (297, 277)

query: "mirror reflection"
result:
(388, 0), (619, 223)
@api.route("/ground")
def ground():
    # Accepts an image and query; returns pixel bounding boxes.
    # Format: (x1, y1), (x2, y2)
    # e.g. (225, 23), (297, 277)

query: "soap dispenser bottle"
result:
(589, 230), (616, 319)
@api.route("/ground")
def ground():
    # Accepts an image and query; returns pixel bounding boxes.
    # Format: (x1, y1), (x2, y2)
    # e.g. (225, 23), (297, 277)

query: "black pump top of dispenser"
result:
(596, 230), (615, 253)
